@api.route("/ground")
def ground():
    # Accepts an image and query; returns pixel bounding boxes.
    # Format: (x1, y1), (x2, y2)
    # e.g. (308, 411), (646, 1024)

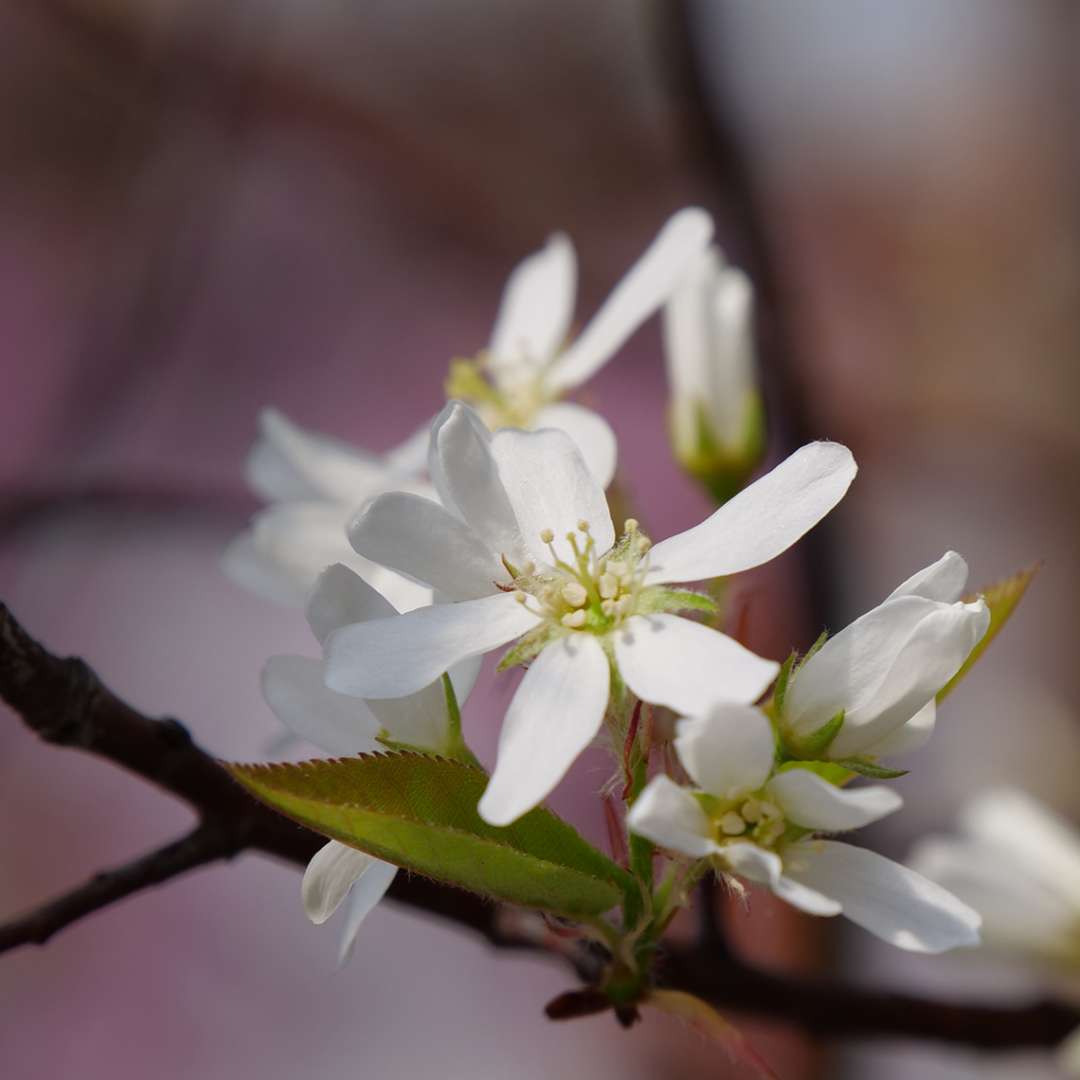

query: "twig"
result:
(1, 602), (1078, 1049)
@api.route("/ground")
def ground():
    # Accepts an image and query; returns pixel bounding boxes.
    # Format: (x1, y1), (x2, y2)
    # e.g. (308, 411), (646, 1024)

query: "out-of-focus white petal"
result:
(325, 591), (539, 700)
(250, 409), (397, 503)
(960, 789), (1080, 905)
(862, 700), (936, 758)
(782, 840), (981, 953)
(221, 532), (311, 608)
(614, 615), (778, 716)
(674, 705), (775, 799)
(302, 841), (376, 925)
(626, 775), (716, 858)
(909, 836), (1077, 958)
(546, 208), (714, 392)
(489, 233), (576, 379)
(645, 442), (856, 586)
(336, 859), (398, 966)
(349, 491), (504, 602)
(478, 633), (609, 826)
(766, 770), (902, 832)
(887, 551), (969, 603)
(428, 402), (525, 560)
(532, 402), (617, 490)
(262, 655), (380, 756)
(489, 427), (614, 567)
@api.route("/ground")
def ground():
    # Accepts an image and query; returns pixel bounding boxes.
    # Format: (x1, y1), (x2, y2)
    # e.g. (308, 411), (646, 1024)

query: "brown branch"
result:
(1, 601), (1077, 1051)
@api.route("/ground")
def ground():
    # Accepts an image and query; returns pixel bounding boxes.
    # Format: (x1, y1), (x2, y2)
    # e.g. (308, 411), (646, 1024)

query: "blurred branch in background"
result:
(1, 602), (1077, 1050)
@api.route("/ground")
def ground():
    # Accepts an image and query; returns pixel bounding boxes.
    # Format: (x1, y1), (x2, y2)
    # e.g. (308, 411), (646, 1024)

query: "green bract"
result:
(228, 752), (634, 918)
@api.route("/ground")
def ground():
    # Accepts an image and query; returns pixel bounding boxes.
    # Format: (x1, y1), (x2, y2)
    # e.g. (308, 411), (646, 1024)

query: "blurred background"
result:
(1, 1), (1078, 1077)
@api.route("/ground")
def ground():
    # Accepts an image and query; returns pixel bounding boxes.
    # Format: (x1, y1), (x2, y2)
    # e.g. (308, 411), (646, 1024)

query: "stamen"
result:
(561, 582), (588, 608)
(624, 518), (639, 533)
(719, 812), (747, 836)
(577, 519), (590, 533)
(598, 573), (618, 600)
(539, 528), (555, 544)
(740, 798), (762, 824)
(600, 600), (616, 617)
(561, 610), (587, 629)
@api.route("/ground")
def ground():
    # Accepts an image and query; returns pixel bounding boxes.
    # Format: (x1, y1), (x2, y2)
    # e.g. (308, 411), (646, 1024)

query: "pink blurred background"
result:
(2, 2), (1078, 1077)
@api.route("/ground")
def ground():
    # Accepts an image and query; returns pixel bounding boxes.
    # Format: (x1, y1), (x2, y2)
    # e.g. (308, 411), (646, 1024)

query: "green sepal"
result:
(227, 753), (634, 918)
(829, 758), (908, 780)
(782, 710), (844, 761)
(635, 586), (718, 617)
(498, 623), (562, 671)
(798, 630), (829, 670)
(775, 760), (854, 786)
(937, 562), (1040, 704)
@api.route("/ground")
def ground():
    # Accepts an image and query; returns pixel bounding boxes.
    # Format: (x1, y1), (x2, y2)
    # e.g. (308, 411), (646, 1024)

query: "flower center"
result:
(445, 354), (553, 431)
(700, 793), (787, 850)
(510, 519), (652, 635)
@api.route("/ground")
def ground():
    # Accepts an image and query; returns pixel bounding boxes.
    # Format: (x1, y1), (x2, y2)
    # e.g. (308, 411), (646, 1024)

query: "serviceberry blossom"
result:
(223, 409), (433, 609)
(777, 551), (990, 762)
(323, 400), (856, 826)
(446, 207), (715, 487)
(261, 563), (477, 963)
(663, 245), (764, 496)
(628, 704), (981, 953)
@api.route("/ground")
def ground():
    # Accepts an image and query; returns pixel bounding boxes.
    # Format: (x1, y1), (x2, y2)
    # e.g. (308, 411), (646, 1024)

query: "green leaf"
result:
(829, 758), (908, 780)
(937, 562), (1040, 703)
(227, 753), (633, 918)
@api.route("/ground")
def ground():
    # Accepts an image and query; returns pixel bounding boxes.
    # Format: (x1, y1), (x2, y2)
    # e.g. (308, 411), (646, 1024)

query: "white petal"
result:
(428, 402), (526, 561)
(766, 770), (902, 832)
(782, 840), (981, 953)
(306, 563), (396, 644)
(336, 859), (398, 966)
(960, 789), (1080, 905)
(302, 841), (376, 924)
(646, 442), (857, 586)
(349, 491), (505, 602)
(785, 594), (989, 757)
(614, 615), (779, 716)
(221, 531), (311, 607)
(478, 633), (610, 826)
(721, 841), (783, 887)
(674, 704), (775, 799)
(489, 233), (576, 378)
(325, 591), (539, 699)
(531, 402), (617, 490)
(626, 775), (716, 858)
(827, 598), (989, 758)
(261, 655), (380, 755)
(887, 551), (969, 603)
(772, 873), (845, 917)
(546, 208), (714, 392)
(489, 427), (614, 567)
(366, 679), (452, 752)
(861, 699), (936, 758)
(249, 409), (397, 504)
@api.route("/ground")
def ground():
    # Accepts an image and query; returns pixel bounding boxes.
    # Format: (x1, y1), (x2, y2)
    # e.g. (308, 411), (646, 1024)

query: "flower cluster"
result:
(226, 207), (1009, 974)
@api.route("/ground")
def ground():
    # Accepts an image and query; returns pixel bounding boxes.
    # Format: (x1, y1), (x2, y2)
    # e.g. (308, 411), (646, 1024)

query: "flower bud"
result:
(663, 248), (766, 504)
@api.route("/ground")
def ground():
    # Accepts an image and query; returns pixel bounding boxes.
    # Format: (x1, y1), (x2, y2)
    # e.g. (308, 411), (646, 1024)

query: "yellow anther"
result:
(758, 801), (782, 821)
(561, 610), (587, 629)
(740, 798), (762, 824)
(513, 591), (527, 603)
(598, 573), (618, 600)
(577, 519), (590, 533)
(625, 518), (639, 533)
(719, 812), (747, 836)
(561, 582), (588, 608)
(600, 599), (616, 617)
(539, 528), (555, 544)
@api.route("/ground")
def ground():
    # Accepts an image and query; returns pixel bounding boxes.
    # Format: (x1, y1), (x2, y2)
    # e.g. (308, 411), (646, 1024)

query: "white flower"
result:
(223, 409), (433, 610)
(663, 246), (765, 495)
(262, 563), (479, 964)
(447, 207), (715, 488)
(779, 551), (990, 761)
(323, 400), (856, 826)
(629, 704), (981, 953)
(910, 788), (1080, 969)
